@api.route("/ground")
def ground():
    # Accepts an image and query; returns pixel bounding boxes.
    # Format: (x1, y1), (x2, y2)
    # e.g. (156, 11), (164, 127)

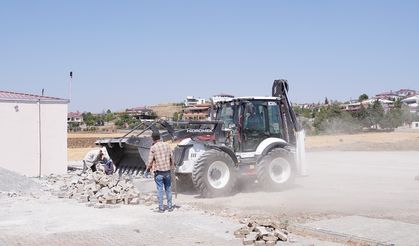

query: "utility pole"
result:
(69, 71), (73, 101)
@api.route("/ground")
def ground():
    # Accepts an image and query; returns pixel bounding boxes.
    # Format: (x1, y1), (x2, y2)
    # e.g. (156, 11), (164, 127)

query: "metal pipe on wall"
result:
(38, 99), (42, 178)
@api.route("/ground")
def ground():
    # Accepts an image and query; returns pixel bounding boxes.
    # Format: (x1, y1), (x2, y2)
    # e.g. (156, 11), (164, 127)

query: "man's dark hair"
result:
(151, 131), (161, 141)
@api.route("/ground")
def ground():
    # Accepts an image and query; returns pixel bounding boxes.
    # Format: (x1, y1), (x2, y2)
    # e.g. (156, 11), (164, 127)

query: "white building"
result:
(212, 94), (234, 104)
(184, 96), (207, 106)
(67, 111), (83, 123)
(361, 98), (394, 111)
(401, 95), (419, 114)
(0, 91), (69, 177)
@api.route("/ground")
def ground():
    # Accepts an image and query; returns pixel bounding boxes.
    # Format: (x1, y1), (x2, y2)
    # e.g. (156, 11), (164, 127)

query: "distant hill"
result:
(149, 103), (183, 119)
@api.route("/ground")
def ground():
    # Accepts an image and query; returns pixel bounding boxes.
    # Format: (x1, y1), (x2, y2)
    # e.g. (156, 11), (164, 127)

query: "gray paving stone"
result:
(300, 215), (419, 245)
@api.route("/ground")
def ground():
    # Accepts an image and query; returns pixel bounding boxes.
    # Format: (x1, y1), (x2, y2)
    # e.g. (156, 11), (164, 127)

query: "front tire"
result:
(192, 149), (237, 197)
(257, 148), (295, 190)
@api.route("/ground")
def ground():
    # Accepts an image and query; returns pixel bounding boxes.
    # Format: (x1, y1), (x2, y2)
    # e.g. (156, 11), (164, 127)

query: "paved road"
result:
(0, 196), (241, 246)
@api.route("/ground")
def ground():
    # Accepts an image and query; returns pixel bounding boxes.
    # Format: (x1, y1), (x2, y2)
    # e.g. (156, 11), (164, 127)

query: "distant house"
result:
(375, 91), (400, 101)
(341, 102), (362, 112)
(395, 89), (417, 98)
(125, 106), (157, 122)
(184, 96), (208, 107)
(67, 111), (83, 123)
(401, 95), (419, 114)
(361, 98), (394, 111)
(0, 90), (68, 176)
(182, 103), (211, 120)
(212, 94), (234, 104)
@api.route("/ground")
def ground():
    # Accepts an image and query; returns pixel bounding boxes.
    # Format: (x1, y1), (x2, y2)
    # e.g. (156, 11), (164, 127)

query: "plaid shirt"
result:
(147, 141), (173, 172)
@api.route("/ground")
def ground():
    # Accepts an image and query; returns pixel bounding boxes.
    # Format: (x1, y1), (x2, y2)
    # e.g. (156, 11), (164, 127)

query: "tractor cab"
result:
(214, 97), (296, 152)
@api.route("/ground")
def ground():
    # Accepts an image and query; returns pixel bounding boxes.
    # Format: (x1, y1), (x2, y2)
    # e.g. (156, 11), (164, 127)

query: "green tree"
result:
(358, 94), (369, 102)
(294, 106), (317, 119)
(173, 112), (183, 121)
(394, 99), (402, 109)
(82, 112), (96, 126)
(351, 104), (370, 128)
(381, 108), (403, 129)
(104, 109), (114, 122)
(313, 104), (343, 133)
(366, 100), (384, 129)
(115, 113), (137, 128)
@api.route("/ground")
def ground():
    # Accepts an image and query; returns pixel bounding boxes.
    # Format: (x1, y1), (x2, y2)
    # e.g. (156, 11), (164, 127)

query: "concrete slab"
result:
(296, 216), (419, 246)
(67, 160), (83, 170)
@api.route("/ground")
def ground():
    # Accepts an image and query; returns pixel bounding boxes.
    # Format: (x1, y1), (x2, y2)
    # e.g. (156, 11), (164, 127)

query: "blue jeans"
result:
(154, 171), (172, 210)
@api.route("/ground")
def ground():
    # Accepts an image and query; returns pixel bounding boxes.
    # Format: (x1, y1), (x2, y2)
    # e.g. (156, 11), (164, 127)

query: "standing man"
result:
(147, 131), (173, 213)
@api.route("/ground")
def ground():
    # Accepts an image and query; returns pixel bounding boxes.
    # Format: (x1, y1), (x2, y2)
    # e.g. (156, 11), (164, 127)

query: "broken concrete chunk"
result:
(78, 195), (89, 203)
(47, 169), (142, 208)
(262, 235), (278, 242)
(57, 192), (66, 198)
(265, 241), (276, 246)
(256, 226), (271, 236)
(274, 229), (288, 241)
(242, 237), (254, 245)
(256, 219), (272, 227)
(129, 197), (140, 205)
(234, 227), (250, 238)
(70, 177), (79, 185)
(93, 203), (105, 209)
(254, 240), (266, 246)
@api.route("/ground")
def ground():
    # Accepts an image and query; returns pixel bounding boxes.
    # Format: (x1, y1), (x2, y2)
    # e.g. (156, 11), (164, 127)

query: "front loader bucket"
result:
(96, 136), (152, 175)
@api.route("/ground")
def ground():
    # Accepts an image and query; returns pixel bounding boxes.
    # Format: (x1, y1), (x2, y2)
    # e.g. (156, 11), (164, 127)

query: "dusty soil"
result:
(68, 131), (419, 160)
(179, 151), (419, 225)
(0, 178), (335, 246)
(0, 167), (40, 194)
(3, 150), (419, 245)
(67, 133), (122, 148)
(305, 130), (419, 151)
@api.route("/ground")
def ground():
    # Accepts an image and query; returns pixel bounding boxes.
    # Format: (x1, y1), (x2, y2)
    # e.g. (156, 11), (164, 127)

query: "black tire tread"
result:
(192, 149), (237, 197)
(257, 148), (295, 190)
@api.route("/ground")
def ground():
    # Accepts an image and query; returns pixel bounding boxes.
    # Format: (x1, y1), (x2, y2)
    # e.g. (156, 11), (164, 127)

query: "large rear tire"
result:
(257, 148), (295, 190)
(192, 149), (237, 197)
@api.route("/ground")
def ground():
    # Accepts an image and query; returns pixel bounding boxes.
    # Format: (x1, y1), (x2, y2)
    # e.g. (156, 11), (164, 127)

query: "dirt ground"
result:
(306, 130), (419, 151)
(41, 131), (419, 245)
(68, 131), (419, 160)
(179, 151), (419, 225)
(2, 150), (418, 245)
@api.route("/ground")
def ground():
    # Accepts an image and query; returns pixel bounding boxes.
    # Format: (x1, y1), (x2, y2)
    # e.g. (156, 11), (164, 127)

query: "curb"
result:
(289, 224), (394, 246)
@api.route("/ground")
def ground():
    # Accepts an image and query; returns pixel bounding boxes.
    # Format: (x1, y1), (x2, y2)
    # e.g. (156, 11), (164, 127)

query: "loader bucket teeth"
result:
(96, 136), (152, 175)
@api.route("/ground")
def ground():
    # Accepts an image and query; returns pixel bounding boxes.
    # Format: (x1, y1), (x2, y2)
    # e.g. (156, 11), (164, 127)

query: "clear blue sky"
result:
(1, 1), (418, 112)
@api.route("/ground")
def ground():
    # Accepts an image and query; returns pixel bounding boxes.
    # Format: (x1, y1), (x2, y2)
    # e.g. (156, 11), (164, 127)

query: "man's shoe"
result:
(167, 207), (173, 212)
(153, 208), (164, 213)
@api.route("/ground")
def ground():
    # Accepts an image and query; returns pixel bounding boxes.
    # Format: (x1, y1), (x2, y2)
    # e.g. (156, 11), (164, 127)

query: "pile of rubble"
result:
(234, 219), (289, 245)
(46, 170), (157, 208)
(0, 167), (40, 196)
